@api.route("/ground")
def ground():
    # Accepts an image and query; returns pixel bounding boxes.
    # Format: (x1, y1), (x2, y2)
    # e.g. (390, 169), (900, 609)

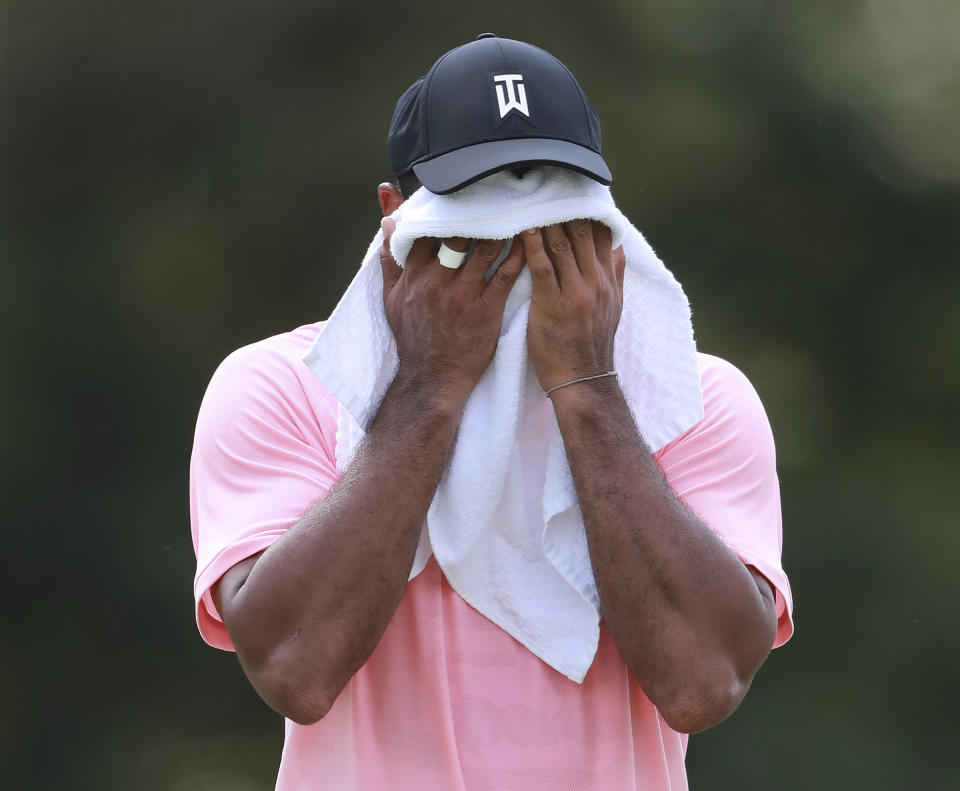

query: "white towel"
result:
(303, 167), (703, 682)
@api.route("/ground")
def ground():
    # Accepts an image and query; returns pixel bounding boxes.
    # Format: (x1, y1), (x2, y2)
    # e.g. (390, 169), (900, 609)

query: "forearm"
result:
(221, 371), (465, 724)
(552, 378), (777, 733)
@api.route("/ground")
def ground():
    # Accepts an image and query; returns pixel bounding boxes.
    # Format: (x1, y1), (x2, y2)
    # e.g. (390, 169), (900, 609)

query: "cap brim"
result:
(412, 138), (612, 195)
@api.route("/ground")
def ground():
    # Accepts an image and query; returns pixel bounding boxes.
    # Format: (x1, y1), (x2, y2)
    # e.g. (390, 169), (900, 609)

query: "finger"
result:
(541, 223), (581, 290)
(430, 235), (469, 275)
(378, 217), (401, 291)
(564, 219), (598, 283)
(442, 236), (470, 253)
(593, 221), (612, 263)
(405, 236), (442, 269)
(459, 238), (504, 285)
(521, 227), (560, 297)
(592, 221), (615, 279)
(482, 236), (525, 300)
(613, 245), (626, 292)
(592, 222), (623, 290)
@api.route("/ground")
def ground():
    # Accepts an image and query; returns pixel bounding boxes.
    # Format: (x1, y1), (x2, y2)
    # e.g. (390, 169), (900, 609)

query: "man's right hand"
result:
(379, 217), (526, 406)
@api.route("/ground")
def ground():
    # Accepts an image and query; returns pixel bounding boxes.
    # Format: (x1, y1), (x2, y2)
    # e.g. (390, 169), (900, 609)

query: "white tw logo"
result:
(493, 74), (529, 119)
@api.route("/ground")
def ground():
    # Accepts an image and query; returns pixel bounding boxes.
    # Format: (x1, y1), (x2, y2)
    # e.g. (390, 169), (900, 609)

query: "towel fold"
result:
(303, 167), (703, 682)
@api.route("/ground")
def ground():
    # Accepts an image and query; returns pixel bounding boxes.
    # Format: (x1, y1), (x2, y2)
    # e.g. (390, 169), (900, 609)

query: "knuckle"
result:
(548, 235), (572, 255)
(569, 301), (588, 320)
(494, 266), (516, 287)
(569, 289), (592, 313)
(530, 261), (553, 279)
(570, 219), (593, 240)
(474, 239), (501, 262)
(420, 278), (441, 300)
(450, 285), (472, 306)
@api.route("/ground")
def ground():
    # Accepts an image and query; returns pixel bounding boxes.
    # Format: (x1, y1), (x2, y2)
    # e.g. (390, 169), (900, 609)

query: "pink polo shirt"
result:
(190, 322), (793, 791)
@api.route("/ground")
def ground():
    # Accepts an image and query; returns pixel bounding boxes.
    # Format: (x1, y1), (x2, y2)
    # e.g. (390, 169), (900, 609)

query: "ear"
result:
(378, 183), (405, 216)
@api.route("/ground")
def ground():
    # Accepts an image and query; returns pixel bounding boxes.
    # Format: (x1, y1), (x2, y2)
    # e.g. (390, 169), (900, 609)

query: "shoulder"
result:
(696, 353), (768, 416)
(195, 322), (335, 443)
(206, 322), (326, 392)
(695, 352), (775, 443)
(656, 353), (776, 469)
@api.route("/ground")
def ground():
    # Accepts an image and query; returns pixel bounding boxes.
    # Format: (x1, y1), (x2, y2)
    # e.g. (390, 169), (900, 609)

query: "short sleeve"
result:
(654, 354), (794, 648)
(189, 330), (340, 650)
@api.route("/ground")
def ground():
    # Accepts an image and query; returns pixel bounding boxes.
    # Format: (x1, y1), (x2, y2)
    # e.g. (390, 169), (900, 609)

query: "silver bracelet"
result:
(545, 370), (618, 397)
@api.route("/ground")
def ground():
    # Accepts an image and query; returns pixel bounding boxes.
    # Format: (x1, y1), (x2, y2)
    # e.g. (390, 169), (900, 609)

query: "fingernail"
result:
(524, 227), (538, 235)
(381, 217), (396, 235)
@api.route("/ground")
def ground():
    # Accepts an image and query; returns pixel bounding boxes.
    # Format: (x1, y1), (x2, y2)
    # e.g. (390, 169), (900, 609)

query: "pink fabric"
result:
(190, 323), (793, 791)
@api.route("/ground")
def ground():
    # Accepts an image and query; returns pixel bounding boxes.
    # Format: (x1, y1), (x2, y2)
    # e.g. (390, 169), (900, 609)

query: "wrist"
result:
(545, 370), (618, 397)
(548, 373), (624, 417)
(389, 367), (472, 418)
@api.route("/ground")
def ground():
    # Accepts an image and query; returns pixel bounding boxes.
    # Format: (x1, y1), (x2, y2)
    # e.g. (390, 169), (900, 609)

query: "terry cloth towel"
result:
(303, 167), (703, 683)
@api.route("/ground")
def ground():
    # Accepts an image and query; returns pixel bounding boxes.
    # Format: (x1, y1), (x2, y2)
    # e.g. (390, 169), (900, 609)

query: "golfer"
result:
(190, 34), (793, 790)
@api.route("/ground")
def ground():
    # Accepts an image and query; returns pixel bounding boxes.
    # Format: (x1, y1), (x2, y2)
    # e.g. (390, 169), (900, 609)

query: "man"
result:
(190, 34), (792, 789)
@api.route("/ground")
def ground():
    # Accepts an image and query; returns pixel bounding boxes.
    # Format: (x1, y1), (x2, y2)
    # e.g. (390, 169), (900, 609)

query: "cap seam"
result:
(422, 45), (466, 158)
(493, 36), (512, 70)
(541, 47), (594, 147)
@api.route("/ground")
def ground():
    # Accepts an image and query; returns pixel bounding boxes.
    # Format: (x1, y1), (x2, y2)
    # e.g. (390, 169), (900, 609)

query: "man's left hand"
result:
(521, 220), (626, 392)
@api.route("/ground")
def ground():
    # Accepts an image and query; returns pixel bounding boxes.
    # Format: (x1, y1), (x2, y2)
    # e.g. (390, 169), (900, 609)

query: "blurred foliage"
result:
(2, 0), (959, 788)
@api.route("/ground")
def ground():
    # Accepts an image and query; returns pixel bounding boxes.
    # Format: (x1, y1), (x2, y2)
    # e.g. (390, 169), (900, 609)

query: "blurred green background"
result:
(3, 0), (959, 788)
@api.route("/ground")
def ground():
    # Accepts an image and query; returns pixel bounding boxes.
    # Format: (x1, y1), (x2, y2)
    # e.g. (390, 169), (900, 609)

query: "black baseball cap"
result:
(388, 34), (612, 195)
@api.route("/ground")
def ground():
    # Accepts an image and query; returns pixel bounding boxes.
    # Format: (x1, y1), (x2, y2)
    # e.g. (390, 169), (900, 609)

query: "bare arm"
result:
(523, 221), (778, 734)
(212, 225), (525, 724)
